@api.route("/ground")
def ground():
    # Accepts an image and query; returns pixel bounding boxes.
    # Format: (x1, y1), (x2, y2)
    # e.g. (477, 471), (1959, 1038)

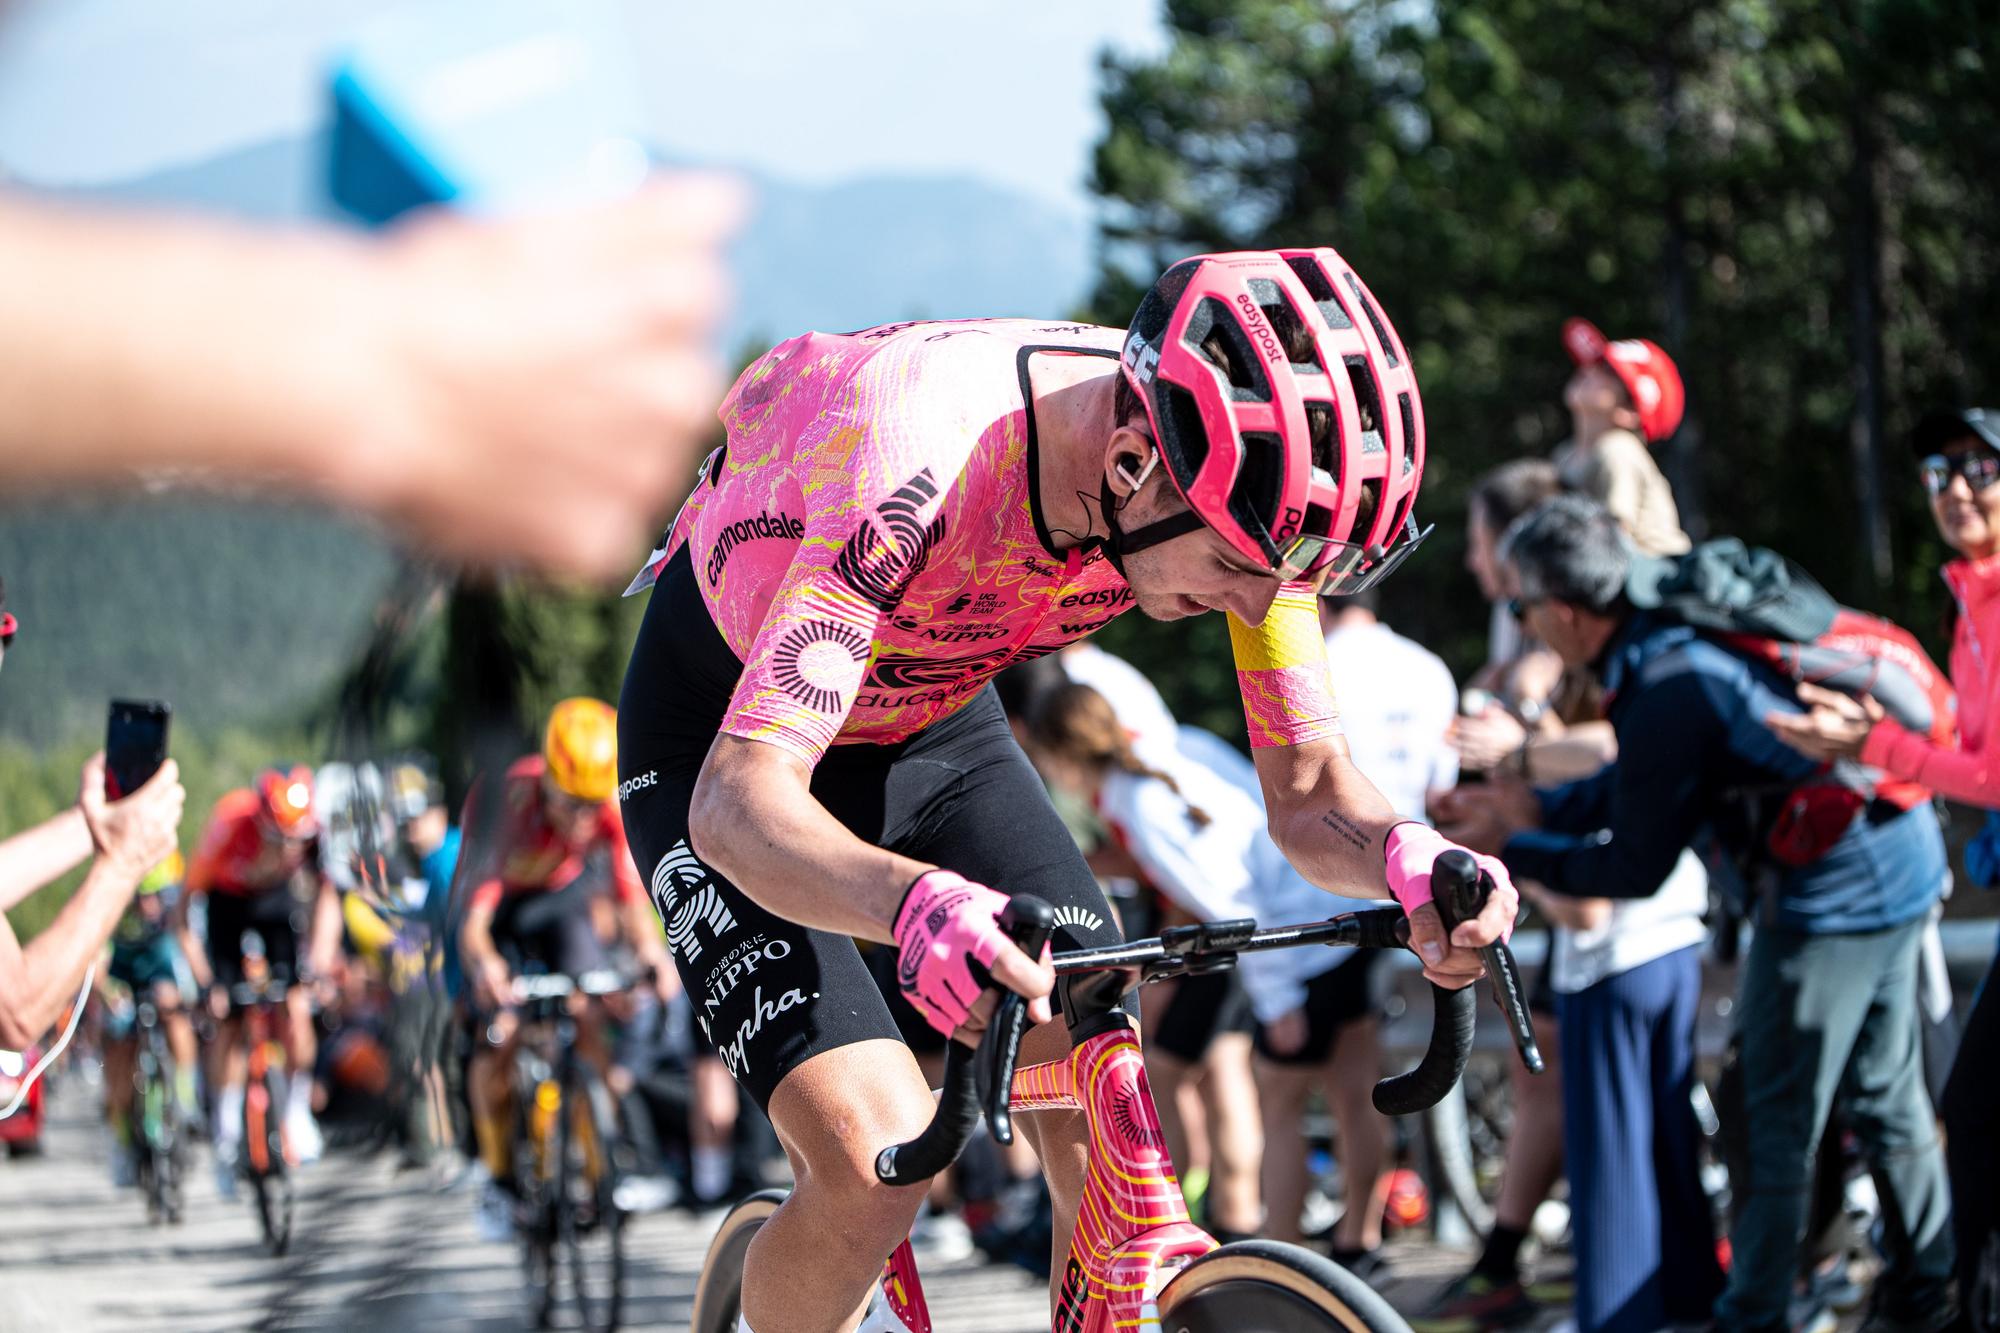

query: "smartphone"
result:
(326, 0), (649, 227)
(106, 700), (171, 801)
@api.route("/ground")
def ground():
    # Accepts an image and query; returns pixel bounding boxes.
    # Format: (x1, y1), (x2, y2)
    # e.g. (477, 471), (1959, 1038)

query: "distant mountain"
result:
(78, 134), (1098, 350)
(0, 136), (1098, 749)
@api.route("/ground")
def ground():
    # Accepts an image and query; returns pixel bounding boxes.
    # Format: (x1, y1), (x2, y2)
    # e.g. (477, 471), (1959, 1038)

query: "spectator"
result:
(1442, 496), (1954, 1333)
(1317, 588), (1458, 818)
(1454, 459), (1615, 785)
(1023, 683), (1265, 1245)
(0, 584), (185, 1048)
(1554, 318), (1692, 557)
(0, 181), (741, 580)
(1767, 405), (2000, 1328)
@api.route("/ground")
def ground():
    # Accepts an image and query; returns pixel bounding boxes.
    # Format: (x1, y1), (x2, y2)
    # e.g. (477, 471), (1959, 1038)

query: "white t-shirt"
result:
(1547, 847), (1709, 994)
(1322, 620), (1460, 821)
(1060, 642), (1180, 769)
(1101, 727), (1376, 1023)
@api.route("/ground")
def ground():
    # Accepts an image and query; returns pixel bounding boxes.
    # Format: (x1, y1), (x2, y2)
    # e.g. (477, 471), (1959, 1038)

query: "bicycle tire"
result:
(559, 1068), (625, 1331)
(1156, 1239), (1411, 1333)
(1420, 1080), (1494, 1235)
(252, 1067), (294, 1256)
(688, 1189), (788, 1333)
(517, 1072), (558, 1330)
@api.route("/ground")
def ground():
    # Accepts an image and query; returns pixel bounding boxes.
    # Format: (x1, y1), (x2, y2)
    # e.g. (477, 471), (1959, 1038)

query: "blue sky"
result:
(0, 0), (1163, 214)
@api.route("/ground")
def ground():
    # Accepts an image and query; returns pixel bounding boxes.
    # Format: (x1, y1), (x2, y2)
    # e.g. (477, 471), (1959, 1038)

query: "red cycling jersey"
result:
(462, 756), (643, 915)
(186, 788), (315, 898)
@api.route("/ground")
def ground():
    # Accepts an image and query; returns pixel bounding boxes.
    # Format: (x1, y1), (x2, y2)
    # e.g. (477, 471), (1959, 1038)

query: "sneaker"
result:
(911, 1209), (976, 1264)
(284, 1107), (323, 1165)
(474, 1180), (515, 1244)
(1409, 1270), (1537, 1333)
(612, 1173), (679, 1214)
(213, 1153), (240, 1202)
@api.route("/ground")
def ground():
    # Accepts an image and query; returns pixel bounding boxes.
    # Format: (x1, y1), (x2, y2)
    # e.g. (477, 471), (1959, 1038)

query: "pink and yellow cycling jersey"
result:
(627, 318), (1342, 766)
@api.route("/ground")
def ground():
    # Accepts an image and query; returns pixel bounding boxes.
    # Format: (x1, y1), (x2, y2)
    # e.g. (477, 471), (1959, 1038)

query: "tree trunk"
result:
(1847, 85), (1892, 594)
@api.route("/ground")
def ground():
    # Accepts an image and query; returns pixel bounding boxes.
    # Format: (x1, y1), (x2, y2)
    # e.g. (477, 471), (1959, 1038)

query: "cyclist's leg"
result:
(691, 1055), (739, 1205)
(876, 689), (1128, 1287)
(150, 977), (199, 1115)
(1197, 989), (1262, 1237)
(1318, 953), (1389, 1256)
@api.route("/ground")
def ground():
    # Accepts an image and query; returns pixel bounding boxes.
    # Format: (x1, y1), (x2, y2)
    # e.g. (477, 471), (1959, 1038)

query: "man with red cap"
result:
(1555, 318), (1692, 557)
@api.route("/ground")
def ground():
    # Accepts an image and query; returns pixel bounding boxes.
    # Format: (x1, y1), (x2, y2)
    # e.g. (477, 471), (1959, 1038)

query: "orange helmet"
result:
(256, 766), (318, 838)
(544, 698), (618, 803)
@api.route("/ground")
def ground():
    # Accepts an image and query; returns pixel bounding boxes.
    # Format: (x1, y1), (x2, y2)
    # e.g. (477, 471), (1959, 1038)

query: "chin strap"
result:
(1092, 452), (1209, 577)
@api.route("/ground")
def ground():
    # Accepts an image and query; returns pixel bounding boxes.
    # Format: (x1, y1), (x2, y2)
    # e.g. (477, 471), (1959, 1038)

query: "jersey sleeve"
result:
(598, 802), (644, 904)
(1227, 586), (1342, 748)
(185, 801), (248, 894)
(720, 341), (981, 766)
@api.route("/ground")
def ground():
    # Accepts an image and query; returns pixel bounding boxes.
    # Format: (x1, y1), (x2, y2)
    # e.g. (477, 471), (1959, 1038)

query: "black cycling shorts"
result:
(1253, 950), (1381, 1067)
(489, 878), (610, 982)
(616, 547), (1124, 1111)
(205, 887), (306, 991)
(1146, 969), (1254, 1064)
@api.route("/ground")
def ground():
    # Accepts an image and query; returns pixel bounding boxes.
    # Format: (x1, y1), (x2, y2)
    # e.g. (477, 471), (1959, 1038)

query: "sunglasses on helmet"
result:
(1287, 513), (1434, 595)
(1919, 451), (2000, 497)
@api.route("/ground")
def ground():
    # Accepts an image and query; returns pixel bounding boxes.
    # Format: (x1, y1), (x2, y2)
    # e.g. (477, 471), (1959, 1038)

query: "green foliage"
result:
(1088, 0), (2000, 707)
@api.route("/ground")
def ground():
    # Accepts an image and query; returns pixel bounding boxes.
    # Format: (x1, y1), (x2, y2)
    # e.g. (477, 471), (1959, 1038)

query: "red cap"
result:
(1563, 317), (1685, 444)
(0, 612), (14, 644)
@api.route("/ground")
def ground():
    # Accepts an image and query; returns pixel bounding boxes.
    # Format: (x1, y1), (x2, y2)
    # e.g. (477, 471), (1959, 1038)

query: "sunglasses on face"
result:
(1919, 451), (2000, 496)
(1507, 597), (1542, 621)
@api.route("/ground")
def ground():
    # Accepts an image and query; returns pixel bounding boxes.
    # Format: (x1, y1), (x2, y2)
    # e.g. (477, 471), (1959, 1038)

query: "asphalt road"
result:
(0, 1078), (1053, 1332)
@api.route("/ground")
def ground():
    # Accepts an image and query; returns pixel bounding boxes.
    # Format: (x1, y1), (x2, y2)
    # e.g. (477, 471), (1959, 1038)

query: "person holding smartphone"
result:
(172, 767), (341, 1192)
(0, 607), (186, 1050)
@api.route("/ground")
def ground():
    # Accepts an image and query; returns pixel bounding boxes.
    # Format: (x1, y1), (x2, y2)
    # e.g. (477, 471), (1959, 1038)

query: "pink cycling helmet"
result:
(1113, 248), (1429, 592)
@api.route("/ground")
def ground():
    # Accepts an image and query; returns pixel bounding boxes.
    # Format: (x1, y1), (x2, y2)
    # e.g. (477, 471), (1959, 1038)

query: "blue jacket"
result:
(1504, 613), (1947, 935)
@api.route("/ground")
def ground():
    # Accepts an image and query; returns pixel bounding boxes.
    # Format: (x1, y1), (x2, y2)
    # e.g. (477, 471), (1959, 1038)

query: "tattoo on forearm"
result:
(1319, 810), (1373, 852)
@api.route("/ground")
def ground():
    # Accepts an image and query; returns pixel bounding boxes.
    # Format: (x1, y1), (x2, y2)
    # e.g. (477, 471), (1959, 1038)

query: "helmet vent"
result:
(1246, 277), (1323, 376)
(1228, 431), (1286, 548)
(1184, 297), (1271, 403)
(1352, 478), (1383, 545)
(1305, 401), (1339, 479)
(1342, 273), (1401, 369)
(1344, 356), (1385, 454)
(1285, 256), (1354, 332)
(1154, 381), (1212, 486)
(1397, 392), (1417, 476)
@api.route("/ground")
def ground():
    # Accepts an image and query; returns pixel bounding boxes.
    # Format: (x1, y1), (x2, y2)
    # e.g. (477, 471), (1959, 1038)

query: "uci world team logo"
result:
(651, 841), (738, 963)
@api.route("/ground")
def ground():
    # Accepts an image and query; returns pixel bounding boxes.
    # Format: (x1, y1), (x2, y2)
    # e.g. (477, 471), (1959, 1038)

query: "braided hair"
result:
(1024, 683), (1209, 828)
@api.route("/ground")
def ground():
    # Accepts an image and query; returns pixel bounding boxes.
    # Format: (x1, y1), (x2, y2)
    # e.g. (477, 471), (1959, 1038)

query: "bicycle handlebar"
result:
(875, 850), (1542, 1186)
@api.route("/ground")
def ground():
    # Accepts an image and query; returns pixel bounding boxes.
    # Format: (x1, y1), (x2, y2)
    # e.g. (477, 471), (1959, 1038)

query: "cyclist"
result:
(99, 851), (198, 1186)
(456, 697), (678, 1241)
(174, 766), (339, 1195)
(616, 248), (1520, 1332)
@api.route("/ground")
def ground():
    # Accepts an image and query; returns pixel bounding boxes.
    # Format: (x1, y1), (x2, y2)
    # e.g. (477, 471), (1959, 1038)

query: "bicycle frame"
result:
(240, 990), (293, 1176)
(875, 1013), (1209, 1333)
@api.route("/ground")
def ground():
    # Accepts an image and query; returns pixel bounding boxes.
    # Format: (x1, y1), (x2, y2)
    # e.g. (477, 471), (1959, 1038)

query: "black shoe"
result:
(1328, 1245), (1386, 1284)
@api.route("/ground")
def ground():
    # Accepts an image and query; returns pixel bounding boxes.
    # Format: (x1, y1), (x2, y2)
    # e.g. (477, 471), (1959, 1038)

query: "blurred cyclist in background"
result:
(174, 766), (339, 1195)
(455, 698), (677, 1240)
(98, 851), (198, 1186)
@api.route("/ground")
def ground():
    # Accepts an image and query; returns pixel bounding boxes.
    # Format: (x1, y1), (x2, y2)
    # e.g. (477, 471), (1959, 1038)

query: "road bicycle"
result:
(230, 949), (300, 1256)
(127, 999), (190, 1226)
(691, 850), (1543, 1332)
(508, 968), (634, 1332)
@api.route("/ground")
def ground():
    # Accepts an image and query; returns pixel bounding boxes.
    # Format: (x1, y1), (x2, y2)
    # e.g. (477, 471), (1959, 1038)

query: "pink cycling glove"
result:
(892, 869), (1018, 1038)
(1382, 821), (1515, 949)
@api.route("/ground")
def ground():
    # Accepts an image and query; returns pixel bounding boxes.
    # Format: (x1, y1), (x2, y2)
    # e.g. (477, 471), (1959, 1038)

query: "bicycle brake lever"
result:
(979, 895), (1056, 1147)
(1433, 851), (1544, 1076)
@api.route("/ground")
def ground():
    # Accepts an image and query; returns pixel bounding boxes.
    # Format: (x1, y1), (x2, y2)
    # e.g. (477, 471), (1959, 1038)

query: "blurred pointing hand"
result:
(331, 175), (748, 579)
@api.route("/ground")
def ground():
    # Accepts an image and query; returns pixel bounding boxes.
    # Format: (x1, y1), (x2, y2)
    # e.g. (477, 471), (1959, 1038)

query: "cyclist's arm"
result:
(691, 736), (940, 942)
(1230, 588), (1511, 978)
(457, 883), (511, 1003)
(304, 869), (343, 980)
(170, 884), (214, 992)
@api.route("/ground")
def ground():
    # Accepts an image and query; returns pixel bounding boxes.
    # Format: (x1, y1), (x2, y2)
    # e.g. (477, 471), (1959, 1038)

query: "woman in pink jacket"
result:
(1768, 405), (2000, 1331)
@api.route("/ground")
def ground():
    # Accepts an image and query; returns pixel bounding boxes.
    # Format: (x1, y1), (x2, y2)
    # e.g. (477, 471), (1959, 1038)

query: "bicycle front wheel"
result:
(558, 1071), (626, 1331)
(1156, 1239), (1411, 1333)
(688, 1189), (788, 1333)
(250, 1068), (294, 1256)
